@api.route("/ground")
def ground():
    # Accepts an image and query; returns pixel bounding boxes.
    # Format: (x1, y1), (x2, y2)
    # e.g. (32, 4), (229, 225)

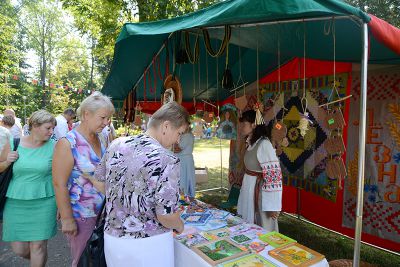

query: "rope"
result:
(202, 25), (231, 58)
(256, 26), (260, 102)
(301, 21), (308, 114)
(185, 31), (199, 64)
(327, 18), (340, 104)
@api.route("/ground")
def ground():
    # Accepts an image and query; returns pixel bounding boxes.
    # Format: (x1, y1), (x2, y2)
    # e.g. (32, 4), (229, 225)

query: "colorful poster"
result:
(260, 73), (349, 202)
(343, 69), (400, 244)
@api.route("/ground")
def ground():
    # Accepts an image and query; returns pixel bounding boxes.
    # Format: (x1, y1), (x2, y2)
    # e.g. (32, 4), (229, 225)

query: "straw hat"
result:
(163, 74), (183, 104)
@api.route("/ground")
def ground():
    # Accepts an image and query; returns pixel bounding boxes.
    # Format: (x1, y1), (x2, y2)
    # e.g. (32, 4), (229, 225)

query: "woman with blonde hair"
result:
(91, 101), (189, 267)
(52, 92), (115, 267)
(0, 110), (57, 267)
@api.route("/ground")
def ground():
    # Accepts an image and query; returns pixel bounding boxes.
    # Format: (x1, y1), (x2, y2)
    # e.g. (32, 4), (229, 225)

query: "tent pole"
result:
(353, 23), (368, 267)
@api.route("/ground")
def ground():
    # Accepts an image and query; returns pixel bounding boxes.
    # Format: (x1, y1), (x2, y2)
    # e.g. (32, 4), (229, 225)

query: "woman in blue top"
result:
(53, 92), (115, 267)
(0, 110), (57, 267)
(174, 127), (196, 199)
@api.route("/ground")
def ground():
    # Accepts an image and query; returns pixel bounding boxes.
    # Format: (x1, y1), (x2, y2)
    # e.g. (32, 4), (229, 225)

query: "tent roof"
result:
(102, 0), (400, 102)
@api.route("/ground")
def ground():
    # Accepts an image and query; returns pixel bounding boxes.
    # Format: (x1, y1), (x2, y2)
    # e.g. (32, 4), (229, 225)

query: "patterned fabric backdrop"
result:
(343, 68), (400, 244)
(259, 73), (349, 202)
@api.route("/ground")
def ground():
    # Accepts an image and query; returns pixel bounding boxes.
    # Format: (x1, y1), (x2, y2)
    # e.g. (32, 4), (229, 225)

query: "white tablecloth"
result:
(174, 233), (329, 267)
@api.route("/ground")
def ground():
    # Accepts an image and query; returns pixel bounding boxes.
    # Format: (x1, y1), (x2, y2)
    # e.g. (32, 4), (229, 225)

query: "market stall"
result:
(102, 0), (400, 263)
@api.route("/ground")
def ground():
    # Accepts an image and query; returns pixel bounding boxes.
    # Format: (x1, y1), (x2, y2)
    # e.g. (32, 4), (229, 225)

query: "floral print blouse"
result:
(65, 129), (105, 218)
(94, 134), (180, 238)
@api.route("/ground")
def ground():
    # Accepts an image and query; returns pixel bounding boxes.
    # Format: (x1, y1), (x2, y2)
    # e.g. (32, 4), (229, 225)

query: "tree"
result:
(0, 0), (23, 112)
(20, 0), (67, 107)
(60, 0), (221, 88)
(345, 0), (400, 27)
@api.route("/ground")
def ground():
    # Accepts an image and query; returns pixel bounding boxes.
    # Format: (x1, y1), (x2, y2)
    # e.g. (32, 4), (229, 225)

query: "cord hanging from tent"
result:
(298, 21), (312, 137)
(254, 26), (265, 126)
(202, 25), (231, 58)
(185, 31), (200, 64)
(321, 19), (352, 108)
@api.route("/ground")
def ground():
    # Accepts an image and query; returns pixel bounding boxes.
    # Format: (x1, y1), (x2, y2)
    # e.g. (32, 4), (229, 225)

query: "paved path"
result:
(0, 222), (72, 267)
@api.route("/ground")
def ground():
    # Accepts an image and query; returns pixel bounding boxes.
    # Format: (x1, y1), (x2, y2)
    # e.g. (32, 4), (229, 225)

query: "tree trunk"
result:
(41, 38), (46, 108)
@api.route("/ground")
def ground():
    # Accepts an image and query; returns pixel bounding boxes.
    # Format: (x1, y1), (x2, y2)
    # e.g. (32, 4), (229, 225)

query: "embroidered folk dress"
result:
(94, 134), (180, 267)
(237, 138), (283, 231)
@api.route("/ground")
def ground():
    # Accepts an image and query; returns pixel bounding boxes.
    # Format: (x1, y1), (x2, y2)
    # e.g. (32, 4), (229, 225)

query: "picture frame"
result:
(258, 231), (296, 248)
(218, 253), (277, 267)
(176, 233), (209, 247)
(181, 213), (212, 225)
(268, 243), (325, 267)
(192, 238), (249, 266)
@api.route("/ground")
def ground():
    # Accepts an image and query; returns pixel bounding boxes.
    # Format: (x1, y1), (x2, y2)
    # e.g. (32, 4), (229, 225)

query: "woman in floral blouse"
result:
(92, 102), (189, 267)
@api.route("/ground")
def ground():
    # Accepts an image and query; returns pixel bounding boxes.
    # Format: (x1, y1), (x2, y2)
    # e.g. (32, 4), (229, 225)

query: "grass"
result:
(192, 137), (400, 267)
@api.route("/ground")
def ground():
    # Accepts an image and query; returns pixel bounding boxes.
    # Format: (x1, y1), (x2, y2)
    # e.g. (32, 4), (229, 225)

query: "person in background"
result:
(52, 92), (115, 267)
(3, 109), (22, 138)
(0, 115), (12, 154)
(54, 108), (76, 141)
(174, 126), (196, 201)
(91, 102), (188, 267)
(22, 118), (30, 136)
(236, 110), (282, 232)
(0, 110), (57, 267)
(100, 120), (116, 146)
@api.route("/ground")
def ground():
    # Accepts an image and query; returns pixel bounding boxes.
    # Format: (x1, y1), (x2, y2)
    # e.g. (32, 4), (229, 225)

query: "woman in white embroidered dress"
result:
(237, 110), (283, 232)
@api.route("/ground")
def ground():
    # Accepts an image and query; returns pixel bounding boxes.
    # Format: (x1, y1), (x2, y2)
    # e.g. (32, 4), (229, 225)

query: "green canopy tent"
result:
(102, 0), (400, 264)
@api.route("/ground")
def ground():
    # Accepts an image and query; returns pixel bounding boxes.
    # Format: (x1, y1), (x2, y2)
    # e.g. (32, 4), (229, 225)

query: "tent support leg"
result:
(353, 22), (369, 267)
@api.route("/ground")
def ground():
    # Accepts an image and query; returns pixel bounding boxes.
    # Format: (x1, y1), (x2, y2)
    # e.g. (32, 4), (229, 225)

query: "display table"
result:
(175, 240), (329, 267)
(174, 203), (328, 267)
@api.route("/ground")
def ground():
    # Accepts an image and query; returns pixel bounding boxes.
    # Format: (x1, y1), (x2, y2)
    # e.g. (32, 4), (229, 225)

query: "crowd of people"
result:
(0, 92), (282, 267)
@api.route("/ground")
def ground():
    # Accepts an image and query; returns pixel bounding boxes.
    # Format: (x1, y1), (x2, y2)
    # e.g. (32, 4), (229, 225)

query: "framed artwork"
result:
(218, 253), (277, 267)
(246, 241), (267, 253)
(181, 213), (212, 225)
(230, 234), (252, 244)
(210, 209), (231, 220)
(258, 231), (296, 248)
(197, 219), (227, 231)
(176, 233), (208, 247)
(192, 238), (249, 266)
(201, 228), (230, 240)
(268, 243), (324, 267)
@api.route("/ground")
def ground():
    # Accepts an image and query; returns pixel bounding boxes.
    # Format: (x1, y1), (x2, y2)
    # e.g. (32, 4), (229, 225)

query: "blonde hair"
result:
(148, 102), (190, 129)
(29, 110), (56, 131)
(76, 91), (115, 120)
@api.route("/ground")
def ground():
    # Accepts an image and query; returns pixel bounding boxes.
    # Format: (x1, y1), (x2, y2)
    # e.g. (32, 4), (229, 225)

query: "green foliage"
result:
(0, 0), (20, 74)
(344, 0), (400, 27)
(20, 0), (67, 107)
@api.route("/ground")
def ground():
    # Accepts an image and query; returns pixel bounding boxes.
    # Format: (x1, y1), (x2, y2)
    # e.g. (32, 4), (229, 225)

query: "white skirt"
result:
(104, 231), (174, 267)
(237, 174), (282, 231)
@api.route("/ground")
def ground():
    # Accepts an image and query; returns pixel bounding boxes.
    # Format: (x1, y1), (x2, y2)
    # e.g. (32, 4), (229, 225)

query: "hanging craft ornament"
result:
(221, 43), (233, 90)
(134, 101), (142, 125)
(253, 102), (265, 125)
(163, 74), (183, 105)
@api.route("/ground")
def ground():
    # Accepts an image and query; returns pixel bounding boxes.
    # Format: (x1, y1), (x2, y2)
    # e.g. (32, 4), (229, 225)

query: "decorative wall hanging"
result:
(260, 72), (350, 202)
(343, 69), (400, 245)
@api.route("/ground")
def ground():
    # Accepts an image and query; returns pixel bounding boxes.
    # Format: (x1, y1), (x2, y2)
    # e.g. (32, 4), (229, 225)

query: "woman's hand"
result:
(6, 151), (19, 164)
(157, 210), (184, 234)
(267, 211), (280, 220)
(61, 218), (78, 236)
